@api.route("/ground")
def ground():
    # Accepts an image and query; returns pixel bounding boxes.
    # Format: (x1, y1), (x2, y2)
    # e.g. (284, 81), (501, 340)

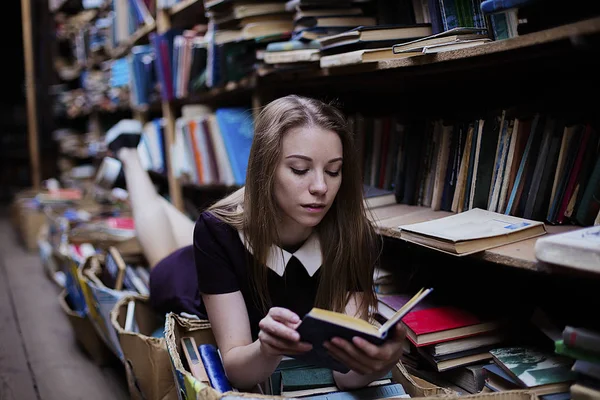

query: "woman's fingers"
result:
(324, 341), (369, 375)
(258, 331), (312, 354)
(259, 316), (300, 342)
(269, 307), (301, 325)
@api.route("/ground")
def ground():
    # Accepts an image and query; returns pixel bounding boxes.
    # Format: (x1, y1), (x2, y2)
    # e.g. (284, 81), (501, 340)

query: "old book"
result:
(398, 208), (547, 255)
(489, 347), (575, 396)
(534, 225), (600, 273)
(293, 288), (433, 372)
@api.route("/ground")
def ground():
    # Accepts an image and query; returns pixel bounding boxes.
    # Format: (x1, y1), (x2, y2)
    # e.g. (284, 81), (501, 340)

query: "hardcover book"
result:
(293, 288), (433, 372)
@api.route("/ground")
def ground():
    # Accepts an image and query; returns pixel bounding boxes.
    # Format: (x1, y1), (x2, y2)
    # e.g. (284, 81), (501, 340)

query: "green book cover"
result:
(555, 340), (600, 364)
(489, 346), (575, 388)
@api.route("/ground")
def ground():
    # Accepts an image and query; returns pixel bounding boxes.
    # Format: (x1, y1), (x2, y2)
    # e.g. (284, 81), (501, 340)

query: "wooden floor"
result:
(0, 211), (129, 400)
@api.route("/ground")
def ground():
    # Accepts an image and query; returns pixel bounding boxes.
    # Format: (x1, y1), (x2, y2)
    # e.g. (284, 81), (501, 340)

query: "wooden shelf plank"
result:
(106, 22), (156, 60)
(179, 75), (256, 105)
(368, 204), (584, 273)
(370, 16), (600, 73)
(182, 16), (598, 102)
(169, 0), (201, 16)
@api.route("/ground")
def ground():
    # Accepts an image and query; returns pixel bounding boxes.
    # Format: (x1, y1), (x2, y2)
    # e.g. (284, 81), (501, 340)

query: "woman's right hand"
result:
(258, 307), (313, 357)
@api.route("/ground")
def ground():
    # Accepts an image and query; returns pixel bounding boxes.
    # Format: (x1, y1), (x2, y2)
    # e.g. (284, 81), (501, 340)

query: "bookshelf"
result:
(44, 2), (600, 270)
(106, 21), (156, 60)
(368, 203), (581, 272)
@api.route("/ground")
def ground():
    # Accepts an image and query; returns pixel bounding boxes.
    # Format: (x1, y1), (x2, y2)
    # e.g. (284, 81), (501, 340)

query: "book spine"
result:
(198, 344), (233, 392)
(563, 327), (600, 354)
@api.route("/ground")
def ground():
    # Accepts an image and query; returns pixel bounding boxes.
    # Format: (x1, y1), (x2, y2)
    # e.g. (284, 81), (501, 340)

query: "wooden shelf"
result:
(169, 0), (202, 17)
(106, 22), (156, 60)
(368, 203), (584, 273)
(178, 75), (256, 106)
(175, 16), (600, 106)
(318, 16), (600, 77)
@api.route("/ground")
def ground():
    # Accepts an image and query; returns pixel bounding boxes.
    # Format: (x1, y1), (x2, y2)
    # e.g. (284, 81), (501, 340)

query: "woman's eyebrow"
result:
(285, 154), (311, 161)
(285, 155), (343, 164)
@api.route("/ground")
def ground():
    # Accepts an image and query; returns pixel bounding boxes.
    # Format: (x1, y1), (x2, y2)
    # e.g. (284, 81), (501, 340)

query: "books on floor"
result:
(397, 208), (547, 255)
(534, 225), (600, 273)
(487, 347), (575, 396)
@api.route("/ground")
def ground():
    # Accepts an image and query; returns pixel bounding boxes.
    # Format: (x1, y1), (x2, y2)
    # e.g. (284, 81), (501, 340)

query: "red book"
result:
(401, 306), (501, 347)
(105, 217), (135, 230)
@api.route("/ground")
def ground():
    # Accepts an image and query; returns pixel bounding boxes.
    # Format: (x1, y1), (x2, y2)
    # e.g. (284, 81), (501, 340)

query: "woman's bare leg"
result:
(117, 148), (193, 267)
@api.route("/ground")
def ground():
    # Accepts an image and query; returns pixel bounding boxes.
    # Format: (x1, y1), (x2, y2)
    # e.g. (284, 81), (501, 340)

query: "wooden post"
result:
(156, 8), (184, 211)
(21, 0), (41, 190)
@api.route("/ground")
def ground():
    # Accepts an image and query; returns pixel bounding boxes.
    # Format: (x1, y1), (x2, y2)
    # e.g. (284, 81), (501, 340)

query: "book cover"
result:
(293, 288), (432, 372)
(214, 108), (254, 186)
(563, 326), (600, 355)
(198, 344), (233, 393)
(534, 225), (600, 273)
(398, 208), (547, 255)
(401, 305), (499, 346)
(489, 347), (575, 389)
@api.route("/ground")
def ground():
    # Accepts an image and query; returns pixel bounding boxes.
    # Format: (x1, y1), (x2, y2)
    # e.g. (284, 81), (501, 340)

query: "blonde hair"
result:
(208, 95), (379, 319)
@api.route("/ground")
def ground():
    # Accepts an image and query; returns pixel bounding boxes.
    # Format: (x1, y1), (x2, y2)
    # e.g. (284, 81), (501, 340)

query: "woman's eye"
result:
(326, 170), (341, 177)
(291, 168), (308, 175)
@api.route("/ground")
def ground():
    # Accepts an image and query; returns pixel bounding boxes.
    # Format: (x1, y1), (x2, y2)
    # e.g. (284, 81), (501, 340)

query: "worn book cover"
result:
(489, 347), (575, 389)
(398, 208), (547, 255)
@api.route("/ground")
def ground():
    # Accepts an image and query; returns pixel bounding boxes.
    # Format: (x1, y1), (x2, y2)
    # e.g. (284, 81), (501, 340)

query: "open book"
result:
(292, 288), (433, 372)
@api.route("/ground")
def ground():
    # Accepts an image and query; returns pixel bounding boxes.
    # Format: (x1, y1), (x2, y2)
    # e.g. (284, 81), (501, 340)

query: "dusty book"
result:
(397, 208), (547, 255)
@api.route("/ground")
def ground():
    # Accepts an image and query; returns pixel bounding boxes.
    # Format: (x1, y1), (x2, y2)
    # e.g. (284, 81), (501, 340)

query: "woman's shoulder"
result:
(194, 210), (237, 239)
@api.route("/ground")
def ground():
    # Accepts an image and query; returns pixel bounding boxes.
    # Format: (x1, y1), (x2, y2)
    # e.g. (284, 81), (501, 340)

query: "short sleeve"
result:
(193, 211), (240, 295)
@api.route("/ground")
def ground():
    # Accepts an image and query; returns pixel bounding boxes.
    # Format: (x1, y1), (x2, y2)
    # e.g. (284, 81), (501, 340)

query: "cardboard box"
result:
(111, 294), (178, 400)
(78, 254), (138, 363)
(163, 312), (455, 400)
(58, 289), (114, 366)
(164, 313), (218, 400)
(15, 199), (46, 252)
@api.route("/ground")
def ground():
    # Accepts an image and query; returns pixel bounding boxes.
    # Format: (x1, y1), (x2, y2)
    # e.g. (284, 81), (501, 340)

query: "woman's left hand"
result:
(323, 323), (406, 376)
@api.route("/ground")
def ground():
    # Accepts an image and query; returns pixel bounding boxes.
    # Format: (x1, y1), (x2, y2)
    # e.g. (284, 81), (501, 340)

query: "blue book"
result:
(198, 344), (233, 393)
(480, 0), (538, 14)
(214, 108), (254, 186)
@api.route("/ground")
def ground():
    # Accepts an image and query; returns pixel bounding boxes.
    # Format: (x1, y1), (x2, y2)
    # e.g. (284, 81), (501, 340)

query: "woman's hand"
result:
(323, 323), (406, 375)
(258, 307), (313, 358)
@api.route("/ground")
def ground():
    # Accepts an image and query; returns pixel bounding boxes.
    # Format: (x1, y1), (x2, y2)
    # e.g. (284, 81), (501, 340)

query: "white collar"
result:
(237, 231), (322, 277)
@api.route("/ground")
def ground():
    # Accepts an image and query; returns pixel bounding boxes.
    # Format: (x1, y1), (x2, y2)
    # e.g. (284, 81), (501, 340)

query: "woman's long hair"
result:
(208, 95), (379, 320)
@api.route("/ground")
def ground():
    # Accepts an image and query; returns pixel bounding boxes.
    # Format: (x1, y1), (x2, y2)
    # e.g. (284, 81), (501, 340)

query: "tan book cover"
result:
(398, 208), (547, 255)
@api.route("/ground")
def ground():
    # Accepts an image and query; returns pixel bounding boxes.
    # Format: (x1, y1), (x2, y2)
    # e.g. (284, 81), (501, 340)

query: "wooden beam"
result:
(21, 0), (40, 190)
(156, 8), (184, 211)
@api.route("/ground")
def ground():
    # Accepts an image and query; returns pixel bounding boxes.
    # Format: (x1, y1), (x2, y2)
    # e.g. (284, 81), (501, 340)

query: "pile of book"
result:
(375, 292), (507, 394)
(555, 326), (600, 399)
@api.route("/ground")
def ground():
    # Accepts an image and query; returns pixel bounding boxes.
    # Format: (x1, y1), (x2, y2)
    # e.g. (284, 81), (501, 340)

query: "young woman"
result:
(194, 95), (407, 391)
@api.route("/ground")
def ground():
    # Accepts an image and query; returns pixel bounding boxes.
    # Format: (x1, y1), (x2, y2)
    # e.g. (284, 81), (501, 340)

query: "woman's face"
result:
(274, 125), (343, 234)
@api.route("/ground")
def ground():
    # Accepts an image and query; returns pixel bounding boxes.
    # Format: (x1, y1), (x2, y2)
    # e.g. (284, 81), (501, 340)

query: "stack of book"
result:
(375, 291), (506, 393)
(203, 0), (295, 87)
(555, 326), (600, 399)
(263, 358), (402, 398)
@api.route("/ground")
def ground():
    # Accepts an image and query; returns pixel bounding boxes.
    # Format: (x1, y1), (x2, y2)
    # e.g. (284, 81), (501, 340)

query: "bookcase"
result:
(41, 0), (600, 397)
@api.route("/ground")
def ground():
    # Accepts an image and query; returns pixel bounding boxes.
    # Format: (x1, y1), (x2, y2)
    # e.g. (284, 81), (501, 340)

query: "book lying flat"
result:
(293, 287), (433, 372)
(489, 347), (575, 395)
(397, 208), (547, 255)
(534, 226), (600, 273)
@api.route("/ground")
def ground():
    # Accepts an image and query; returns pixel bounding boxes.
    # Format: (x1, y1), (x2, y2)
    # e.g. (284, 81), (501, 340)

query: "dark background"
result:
(0, 1), (56, 203)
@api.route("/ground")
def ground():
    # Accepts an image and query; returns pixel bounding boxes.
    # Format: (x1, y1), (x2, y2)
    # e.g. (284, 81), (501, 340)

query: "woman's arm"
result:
(330, 293), (405, 391)
(202, 292), (312, 390)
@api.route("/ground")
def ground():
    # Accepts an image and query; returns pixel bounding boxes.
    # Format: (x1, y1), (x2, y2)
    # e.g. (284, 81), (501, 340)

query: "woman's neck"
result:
(276, 218), (313, 250)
